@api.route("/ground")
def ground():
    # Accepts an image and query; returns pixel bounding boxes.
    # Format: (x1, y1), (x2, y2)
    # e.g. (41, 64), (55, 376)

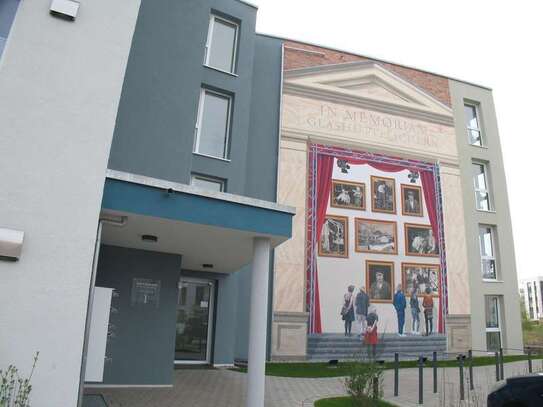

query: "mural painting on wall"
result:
(402, 263), (440, 297)
(371, 176), (396, 214)
(308, 144), (446, 335)
(366, 260), (394, 303)
(401, 184), (424, 217)
(318, 215), (348, 258)
(331, 180), (366, 211)
(355, 219), (398, 254)
(404, 223), (439, 257)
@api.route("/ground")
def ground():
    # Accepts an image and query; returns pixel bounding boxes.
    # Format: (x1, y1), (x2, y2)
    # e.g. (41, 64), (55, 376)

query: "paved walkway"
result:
(90, 360), (543, 407)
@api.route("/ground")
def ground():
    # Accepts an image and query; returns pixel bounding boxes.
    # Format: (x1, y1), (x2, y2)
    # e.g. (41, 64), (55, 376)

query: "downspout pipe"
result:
(76, 216), (126, 407)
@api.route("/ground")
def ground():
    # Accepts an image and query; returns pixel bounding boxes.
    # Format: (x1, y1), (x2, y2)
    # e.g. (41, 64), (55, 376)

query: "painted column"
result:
(247, 237), (271, 407)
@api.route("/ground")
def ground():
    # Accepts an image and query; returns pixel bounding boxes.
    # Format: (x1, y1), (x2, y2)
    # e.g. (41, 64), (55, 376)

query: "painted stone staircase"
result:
(307, 333), (447, 361)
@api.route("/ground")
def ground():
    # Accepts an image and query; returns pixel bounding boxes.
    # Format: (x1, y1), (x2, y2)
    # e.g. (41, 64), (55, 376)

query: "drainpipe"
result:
(76, 216), (126, 407)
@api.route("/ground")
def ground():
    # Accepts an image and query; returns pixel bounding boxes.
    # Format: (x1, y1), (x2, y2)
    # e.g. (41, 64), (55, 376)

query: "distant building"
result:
(521, 278), (543, 320)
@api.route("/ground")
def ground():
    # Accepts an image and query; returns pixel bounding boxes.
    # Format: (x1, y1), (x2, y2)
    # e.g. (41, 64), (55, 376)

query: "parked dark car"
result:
(487, 374), (543, 407)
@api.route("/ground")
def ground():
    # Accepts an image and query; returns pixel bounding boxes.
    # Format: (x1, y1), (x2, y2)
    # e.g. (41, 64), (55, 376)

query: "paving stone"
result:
(91, 360), (543, 407)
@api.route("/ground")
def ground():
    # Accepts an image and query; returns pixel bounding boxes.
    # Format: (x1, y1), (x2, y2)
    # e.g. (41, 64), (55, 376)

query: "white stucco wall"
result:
(0, 1), (141, 405)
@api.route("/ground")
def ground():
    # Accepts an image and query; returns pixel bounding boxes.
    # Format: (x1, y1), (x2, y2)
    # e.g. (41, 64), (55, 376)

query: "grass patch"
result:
(315, 396), (396, 407)
(523, 321), (543, 347)
(231, 354), (543, 378)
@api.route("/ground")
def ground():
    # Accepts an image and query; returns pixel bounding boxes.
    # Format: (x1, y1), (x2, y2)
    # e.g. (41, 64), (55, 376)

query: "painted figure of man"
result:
(353, 186), (363, 207)
(393, 285), (406, 336)
(370, 271), (391, 300)
(376, 182), (388, 209)
(355, 286), (370, 335)
(405, 190), (420, 213)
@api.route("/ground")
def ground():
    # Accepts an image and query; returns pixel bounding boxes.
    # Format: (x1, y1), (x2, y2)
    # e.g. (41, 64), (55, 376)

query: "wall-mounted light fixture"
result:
(50, 0), (80, 21)
(0, 228), (25, 261)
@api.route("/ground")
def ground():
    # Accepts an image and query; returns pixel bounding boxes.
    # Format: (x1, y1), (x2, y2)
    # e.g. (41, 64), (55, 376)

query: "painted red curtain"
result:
(310, 154), (443, 334)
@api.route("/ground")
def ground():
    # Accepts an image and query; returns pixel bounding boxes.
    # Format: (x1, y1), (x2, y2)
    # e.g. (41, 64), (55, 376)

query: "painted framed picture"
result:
(355, 218), (398, 254)
(318, 215), (349, 258)
(402, 263), (440, 297)
(404, 223), (439, 257)
(371, 176), (396, 214)
(401, 184), (423, 217)
(330, 180), (366, 211)
(366, 260), (394, 303)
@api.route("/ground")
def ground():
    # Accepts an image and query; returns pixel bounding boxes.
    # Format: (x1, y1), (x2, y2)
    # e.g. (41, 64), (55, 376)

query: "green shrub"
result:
(0, 352), (39, 407)
(344, 360), (384, 406)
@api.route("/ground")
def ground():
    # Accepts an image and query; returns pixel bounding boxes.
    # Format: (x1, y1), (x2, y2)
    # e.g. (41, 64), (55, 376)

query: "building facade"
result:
(521, 278), (543, 320)
(271, 41), (523, 360)
(1, 1), (292, 406)
(0, 2), (523, 406)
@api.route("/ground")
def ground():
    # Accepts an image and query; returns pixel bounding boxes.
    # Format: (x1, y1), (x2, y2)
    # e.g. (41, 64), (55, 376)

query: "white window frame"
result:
(472, 161), (493, 211)
(190, 174), (225, 192)
(465, 102), (484, 147)
(479, 225), (498, 281)
(485, 296), (502, 351)
(193, 88), (232, 160)
(204, 14), (239, 75)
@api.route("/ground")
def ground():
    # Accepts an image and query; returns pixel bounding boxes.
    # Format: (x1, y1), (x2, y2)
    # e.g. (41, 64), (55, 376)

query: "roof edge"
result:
(255, 31), (493, 91)
(105, 169), (296, 215)
(235, 0), (258, 10)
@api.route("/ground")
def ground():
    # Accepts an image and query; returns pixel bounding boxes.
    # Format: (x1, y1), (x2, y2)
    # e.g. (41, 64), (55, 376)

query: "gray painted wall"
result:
(106, 0), (284, 368)
(245, 35), (283, 202)
(95, 245), (182, 385)
(108, 0), (282, 203)
(449, 80), (523, 352)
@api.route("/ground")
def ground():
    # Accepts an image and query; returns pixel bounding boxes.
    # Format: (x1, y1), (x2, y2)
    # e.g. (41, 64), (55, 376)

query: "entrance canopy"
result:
(100, 170), (295, 273)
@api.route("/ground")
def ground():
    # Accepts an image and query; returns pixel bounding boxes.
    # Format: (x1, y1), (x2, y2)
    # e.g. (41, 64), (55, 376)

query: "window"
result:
(0, 0), (21, 59)
(485, 296), (502, 352)
(464, 103), (483, 146)
(472, 162), (492, 211)
(194, 89), (232, 159)
(479, 225), (497, 280)
(190, 174), (225, 192)
(204, 15), (239, 74)
(535, 282), (539, 315)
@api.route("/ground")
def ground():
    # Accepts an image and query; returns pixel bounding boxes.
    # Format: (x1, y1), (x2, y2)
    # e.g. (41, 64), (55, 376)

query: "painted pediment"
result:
(284, 61), (453, 123)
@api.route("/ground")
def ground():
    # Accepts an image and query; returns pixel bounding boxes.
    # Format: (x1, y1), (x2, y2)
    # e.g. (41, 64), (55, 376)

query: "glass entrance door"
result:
(175, 279), (214, 363)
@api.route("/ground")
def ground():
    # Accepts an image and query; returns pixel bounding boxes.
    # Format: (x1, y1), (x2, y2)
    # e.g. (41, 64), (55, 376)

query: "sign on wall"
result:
(131, 278), (161, 308)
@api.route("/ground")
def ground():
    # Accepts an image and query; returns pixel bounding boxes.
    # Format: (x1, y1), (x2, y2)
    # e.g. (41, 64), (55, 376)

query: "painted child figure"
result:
(364, 306), (379, 360)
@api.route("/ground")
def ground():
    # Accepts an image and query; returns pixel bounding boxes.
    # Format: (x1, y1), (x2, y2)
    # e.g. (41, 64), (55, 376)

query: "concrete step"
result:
(307, 333), (447, 361)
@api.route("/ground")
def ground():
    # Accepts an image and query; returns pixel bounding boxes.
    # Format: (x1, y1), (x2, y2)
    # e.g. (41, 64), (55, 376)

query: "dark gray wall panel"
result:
(245, 35), (283, 202)
(108, 1), (281, 202)
(95, 245), (182, 385)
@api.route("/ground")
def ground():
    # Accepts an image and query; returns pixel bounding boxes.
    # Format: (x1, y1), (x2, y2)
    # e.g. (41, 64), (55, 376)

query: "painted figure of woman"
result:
(341, 285), (356, 336)
(422, 287), (434, 336)
(410, 288), (421, 335)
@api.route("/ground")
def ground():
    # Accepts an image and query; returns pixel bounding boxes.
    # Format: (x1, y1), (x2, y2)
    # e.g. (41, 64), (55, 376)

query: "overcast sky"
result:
(251, 0), (543, 280)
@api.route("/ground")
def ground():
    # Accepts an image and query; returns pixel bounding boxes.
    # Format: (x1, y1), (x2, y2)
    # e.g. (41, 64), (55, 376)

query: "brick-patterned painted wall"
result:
(284, 40), (451, 107)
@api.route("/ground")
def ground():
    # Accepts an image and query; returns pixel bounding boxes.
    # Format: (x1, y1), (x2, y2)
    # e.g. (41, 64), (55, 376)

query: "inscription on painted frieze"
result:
(282, 95), (455, 151)
(305, 104), (438, 148)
